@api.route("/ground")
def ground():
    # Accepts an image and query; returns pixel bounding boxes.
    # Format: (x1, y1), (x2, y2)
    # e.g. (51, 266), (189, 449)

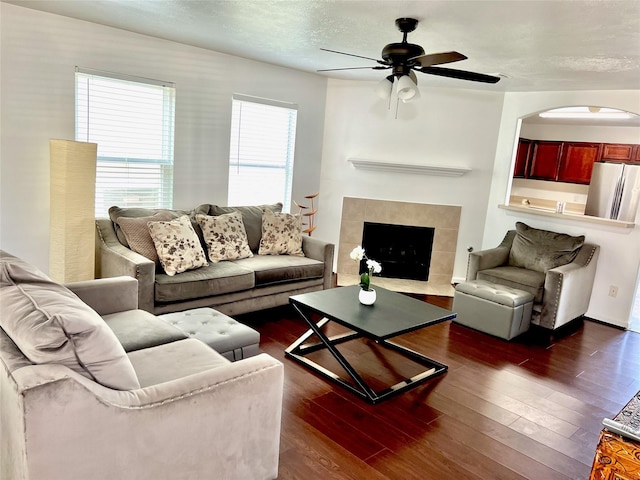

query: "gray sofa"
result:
(95, 203), (335, 315)
(0, 250), (283, 480)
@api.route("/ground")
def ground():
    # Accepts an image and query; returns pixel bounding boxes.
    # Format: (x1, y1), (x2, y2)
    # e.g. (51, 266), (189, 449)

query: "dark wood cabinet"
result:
(514, 139), (640, 183)
(557, 142), (601, 184)
(514, 138), (532, 177)
(602, 143), (634, 161)
(529, 141), (563, 181)
(589, 392), (640, 480)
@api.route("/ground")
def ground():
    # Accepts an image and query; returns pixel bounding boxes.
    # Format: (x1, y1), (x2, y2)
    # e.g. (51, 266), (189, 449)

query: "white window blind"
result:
(228, 95), (298, 211)
(75, 68), (175, 217)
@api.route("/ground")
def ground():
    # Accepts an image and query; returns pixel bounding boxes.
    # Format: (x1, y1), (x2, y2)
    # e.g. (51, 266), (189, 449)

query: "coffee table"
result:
(286, 285), (456, 404)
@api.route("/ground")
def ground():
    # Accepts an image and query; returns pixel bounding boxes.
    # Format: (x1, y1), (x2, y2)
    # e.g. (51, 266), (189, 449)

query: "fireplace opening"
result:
(360, 222), (435, 281)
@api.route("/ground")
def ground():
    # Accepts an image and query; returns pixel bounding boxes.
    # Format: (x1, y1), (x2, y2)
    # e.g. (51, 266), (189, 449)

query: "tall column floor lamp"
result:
(49, 139), (97, 283)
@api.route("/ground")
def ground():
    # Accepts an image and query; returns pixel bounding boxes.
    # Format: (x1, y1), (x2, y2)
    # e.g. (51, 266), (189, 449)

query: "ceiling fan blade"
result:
(320, 48), (385, 64)
(418, 66), (501, 84)
(317, 66), (389, 72)
(410, 51), (467, 67)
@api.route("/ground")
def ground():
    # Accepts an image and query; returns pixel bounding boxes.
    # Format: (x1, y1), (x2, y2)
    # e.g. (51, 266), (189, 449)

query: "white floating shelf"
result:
(348, 158), (471, 176)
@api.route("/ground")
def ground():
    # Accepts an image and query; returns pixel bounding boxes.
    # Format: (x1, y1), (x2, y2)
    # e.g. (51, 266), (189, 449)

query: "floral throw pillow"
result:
(148, 215), (208, 276)
(196, 212), (253, 263)
(258, 208), (304, 256)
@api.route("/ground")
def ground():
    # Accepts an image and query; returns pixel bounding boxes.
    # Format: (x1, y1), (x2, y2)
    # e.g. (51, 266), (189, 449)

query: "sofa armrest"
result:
(466, 230), (516, 281)
(466, 246), (510, 281)
(540, 243), (600, 330)
(66, 276), (139, 315)
(302, 235), (335, 290)
(11, 352), (284, 479)
(95, 219), (156, 313)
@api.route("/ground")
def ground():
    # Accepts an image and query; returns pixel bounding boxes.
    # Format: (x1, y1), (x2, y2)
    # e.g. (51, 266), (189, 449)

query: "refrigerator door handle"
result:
(610, 170), (625, 220)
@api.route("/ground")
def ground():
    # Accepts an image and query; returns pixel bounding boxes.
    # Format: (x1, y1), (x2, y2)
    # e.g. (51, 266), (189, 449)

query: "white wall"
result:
(315, 78), (505, 282)
(0, 3), (327, 272)
(485, 90), (640, 328)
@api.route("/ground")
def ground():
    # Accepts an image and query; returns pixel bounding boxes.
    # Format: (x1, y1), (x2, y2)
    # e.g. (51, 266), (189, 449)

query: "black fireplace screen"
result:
(361, 222), (435, 281)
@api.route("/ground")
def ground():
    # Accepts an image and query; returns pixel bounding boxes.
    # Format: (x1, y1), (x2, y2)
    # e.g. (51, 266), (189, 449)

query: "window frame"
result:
(75, 67), (176, 217)
(227, 94), (298, 211)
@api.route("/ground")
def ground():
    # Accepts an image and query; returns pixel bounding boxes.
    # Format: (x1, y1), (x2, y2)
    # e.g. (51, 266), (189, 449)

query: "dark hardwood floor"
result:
(237, 293), (640, 480)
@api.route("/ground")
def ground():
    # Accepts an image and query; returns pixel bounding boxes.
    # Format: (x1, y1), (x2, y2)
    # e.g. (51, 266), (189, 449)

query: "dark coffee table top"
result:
(290, 285), (455, 340)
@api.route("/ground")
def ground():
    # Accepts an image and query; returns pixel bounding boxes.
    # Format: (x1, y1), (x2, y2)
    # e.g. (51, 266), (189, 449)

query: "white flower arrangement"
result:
(350, 246), (382, 291)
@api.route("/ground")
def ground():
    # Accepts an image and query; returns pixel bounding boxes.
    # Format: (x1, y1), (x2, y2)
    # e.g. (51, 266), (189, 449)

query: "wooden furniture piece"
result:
(286, 285), (455, 404)
(294, 192), (318, 236)
(589, 391), (640, 479)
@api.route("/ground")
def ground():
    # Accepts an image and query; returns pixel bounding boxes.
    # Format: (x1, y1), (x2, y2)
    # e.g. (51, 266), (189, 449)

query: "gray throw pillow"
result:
(508, 222), (585, 273)
(107, 206), (192, 247)
(116, 211), (181, 264)
(0, 251), (140, 390)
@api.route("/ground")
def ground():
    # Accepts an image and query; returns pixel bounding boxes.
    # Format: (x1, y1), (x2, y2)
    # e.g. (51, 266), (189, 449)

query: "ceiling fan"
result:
(319, 18), (500, 101)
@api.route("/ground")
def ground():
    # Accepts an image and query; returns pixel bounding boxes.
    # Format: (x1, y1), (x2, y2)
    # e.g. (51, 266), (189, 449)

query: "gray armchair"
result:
(466, 222), (599, 331)
(1, 251), (283, 480)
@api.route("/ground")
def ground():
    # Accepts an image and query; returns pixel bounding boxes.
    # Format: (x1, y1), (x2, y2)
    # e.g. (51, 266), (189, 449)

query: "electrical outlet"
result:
(609, 285), (618, 298)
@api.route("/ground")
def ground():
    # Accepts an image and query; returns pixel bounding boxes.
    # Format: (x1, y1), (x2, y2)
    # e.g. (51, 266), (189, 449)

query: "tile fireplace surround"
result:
(337, 197), (460, 297)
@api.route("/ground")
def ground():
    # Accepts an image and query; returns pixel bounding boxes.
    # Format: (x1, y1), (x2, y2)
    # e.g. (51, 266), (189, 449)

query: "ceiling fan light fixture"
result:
(396, 74), (418, 102)
(375, 75), (394, 99)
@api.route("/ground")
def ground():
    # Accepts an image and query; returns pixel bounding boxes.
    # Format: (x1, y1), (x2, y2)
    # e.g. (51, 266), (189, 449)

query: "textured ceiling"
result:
(4, 0), (640, 93)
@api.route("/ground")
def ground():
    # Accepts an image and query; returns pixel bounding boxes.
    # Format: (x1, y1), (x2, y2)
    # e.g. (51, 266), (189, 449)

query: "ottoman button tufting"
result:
(157, 307), (260, 361)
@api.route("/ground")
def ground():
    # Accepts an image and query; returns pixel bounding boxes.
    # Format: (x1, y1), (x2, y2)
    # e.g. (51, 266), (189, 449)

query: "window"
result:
(75, 68), (176, 217)
(228, 95), (298, 211)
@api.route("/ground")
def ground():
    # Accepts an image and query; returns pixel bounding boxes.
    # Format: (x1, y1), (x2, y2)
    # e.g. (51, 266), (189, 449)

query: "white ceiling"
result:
(4, 0), (640, 93)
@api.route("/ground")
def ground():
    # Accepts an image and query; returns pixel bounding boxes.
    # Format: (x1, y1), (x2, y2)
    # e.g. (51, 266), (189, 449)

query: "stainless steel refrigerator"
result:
(585, 162), (640, 221)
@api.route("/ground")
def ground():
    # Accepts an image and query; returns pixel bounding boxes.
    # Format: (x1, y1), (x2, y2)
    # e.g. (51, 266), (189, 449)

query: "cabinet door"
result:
(602, 144), (634, 161)
(529, 141), (563, 181)
(558, 143), (602, 184)
(514, 138), (532, 177)
(632, 145), (640, 163)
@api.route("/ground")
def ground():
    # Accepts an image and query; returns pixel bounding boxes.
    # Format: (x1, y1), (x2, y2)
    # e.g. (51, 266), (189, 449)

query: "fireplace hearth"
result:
(361, 222), (434, 281)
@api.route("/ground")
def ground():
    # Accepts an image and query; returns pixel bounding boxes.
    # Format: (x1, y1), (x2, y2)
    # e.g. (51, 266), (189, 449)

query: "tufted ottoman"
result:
(158, 308), (260, 361)
(453, 280), (534, 340)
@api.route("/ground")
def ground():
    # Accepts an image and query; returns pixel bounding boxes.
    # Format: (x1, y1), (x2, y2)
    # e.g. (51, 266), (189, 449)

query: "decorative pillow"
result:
(148, 215), (208, 276)
(108, 206), (189, 247)
(0, 250), (140, 390)
(196, 212), (253, 263)
(116, 211), (180, 264)
(195, 203), (283, 251)
(258, 208), (304, 256)
(508, 222), (585, 273)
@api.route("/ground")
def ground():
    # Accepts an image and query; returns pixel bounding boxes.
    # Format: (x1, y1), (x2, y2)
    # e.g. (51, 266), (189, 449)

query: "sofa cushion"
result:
(154, 261), (255, 303)
(196, 212), (253, 263)
(116, 211), (181, 265)
(148, 215), (208, 276)
(477, 266), (546, 303)
(127, 338), (230, 388)
(194, 203), (283, 252)
(233, 255), (324, 286)
(509, 222), (585, 273)
(0, 250), (140, 390)
(108, 206), (191, 247)
(258, 209), (304, 257)
(103, 309), (188, 352)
